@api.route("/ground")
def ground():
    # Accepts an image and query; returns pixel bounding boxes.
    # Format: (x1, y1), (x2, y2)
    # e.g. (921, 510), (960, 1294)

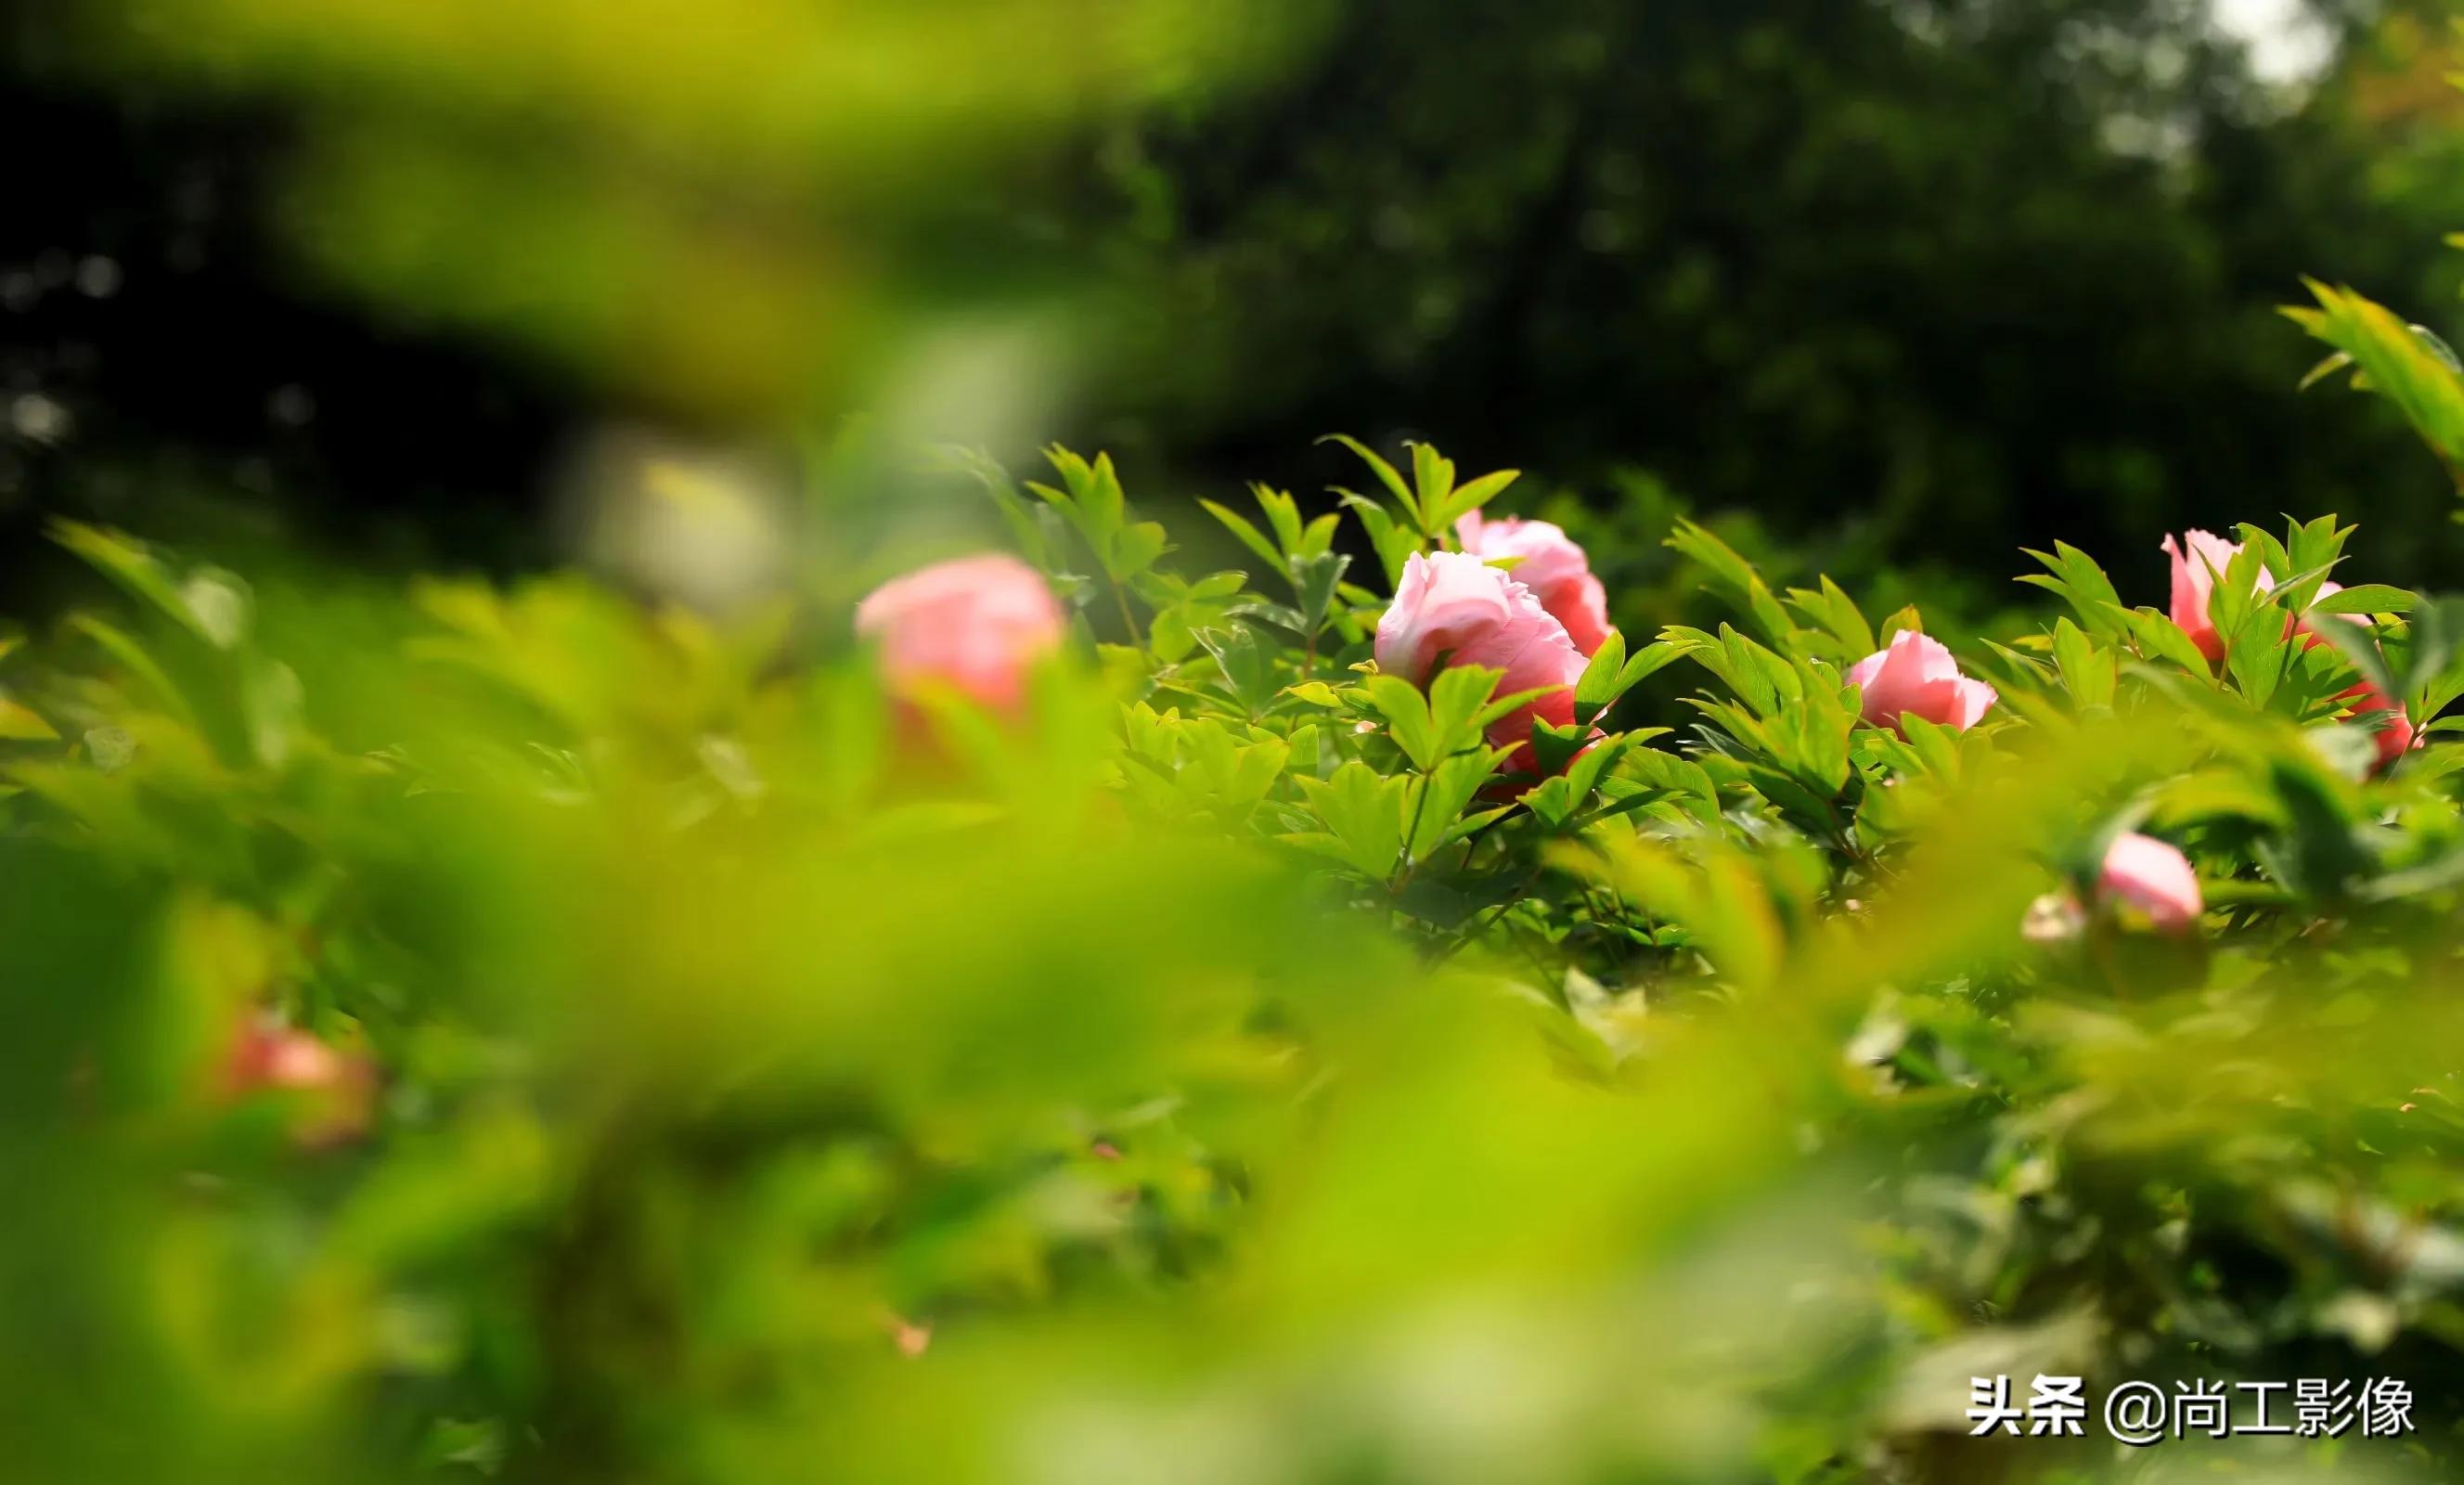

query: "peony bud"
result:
(2098, 832), (2202, 933)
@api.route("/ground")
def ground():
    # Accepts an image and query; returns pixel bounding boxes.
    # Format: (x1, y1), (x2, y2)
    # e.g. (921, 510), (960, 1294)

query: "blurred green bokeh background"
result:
(13, 0), (2464, 610)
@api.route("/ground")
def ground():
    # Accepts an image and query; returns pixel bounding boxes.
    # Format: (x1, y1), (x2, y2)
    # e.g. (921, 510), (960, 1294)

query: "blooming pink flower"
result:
(2098, 832), (2202, 933)
(1374, 550), (1586, 772)
(855, 554), (1066, 712)
(1844, 632), (1996, 733)
(2163, 529), (2270, 662)
(1454, 510), (1613, 655)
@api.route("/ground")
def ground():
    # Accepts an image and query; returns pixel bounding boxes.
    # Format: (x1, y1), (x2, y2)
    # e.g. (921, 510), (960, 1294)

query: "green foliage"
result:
(15, 417), (2464, 1483)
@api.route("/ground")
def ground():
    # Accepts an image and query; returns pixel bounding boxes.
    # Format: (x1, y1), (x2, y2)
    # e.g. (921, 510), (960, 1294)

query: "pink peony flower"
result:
(1374, 550), (1587, 772)
(855, 554), (1066, 712)
(1454, 510), (1613, 655)
(2162, 529), (2271, 662)
(1844, 631), (1996, 733)
(2340, 682), (2416, 769)
(2098, 832), (2202, 933)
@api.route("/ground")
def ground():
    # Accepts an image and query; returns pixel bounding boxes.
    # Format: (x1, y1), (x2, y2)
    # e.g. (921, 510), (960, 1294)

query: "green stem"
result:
(1391, 772), (1437, 890)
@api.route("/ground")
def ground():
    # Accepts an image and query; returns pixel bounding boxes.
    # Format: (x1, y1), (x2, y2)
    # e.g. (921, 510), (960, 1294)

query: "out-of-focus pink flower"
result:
(225, 1014), (374, 1145)
(2340, 682), (2417, 769)
(873, 1309), (933, 1358)
(1844, 632), (1996, 733)
(2163, 530), (2270, 662)
(1374, 550), (1586, 772)
(2098, 832), (2202, 933)
(854, 554), (1066, 713)
(1454, 511), (1613, 655)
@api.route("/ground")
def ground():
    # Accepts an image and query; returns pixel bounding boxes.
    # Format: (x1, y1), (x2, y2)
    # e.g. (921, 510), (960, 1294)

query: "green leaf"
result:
(1336, 491), (1422, 588)
(1227, 599), (1309, 635)
(2225, 612), (2284, 709)
(1625, 748), (1721, 823)
(2017, 543), (2126, 637)
(1408, 442), (1457, 536)
(2111, 604), (2214, 674)
(2302, 607), (2399, 704)
(1616, 639), (1683, 693)
(53, 520), (236, 648)
(1110, 521), (1168, 579)
(66, 613), (199, 728)
(1427, 664), (1511, 755)
(1782, 575), (1876, 660)
(1364, 674), (1443, 769)
(1193, 626), (1273, 716)
(1291, 759), (1405, 878)
(1667, 518), (1793, 647)
(2402, 597), (2456, 703)
(2307, 584), (2415, 616)
(1291, 550), (1351, 639)
(1521, 733), (1643, 828)
(2051, 617), (2116, 709)
(1253, 484), (1305, 553)
(1408, 749), (1502, 859)
(1064, 447), (1126, 535)
(1199, 498), (1284, 571)
(2285, 280), (2464, 470)
(2297, 350), (2355, 393)
(1574, 630), (1630, 726)
(0, 697), (57, 741)
(1429, 467), (1520, 534)
(1280, 680), (1347, 710)
(1525, 718), (1593, 779)
(1320, 434), (1420, 527)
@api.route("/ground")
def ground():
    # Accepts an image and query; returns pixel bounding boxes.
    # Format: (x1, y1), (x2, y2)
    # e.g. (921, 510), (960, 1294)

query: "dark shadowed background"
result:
(9, 0), (2464, 620)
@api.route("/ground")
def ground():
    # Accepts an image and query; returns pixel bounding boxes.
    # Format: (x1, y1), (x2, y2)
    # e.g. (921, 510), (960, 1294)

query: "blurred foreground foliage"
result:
(10, 336), (2464, 1480)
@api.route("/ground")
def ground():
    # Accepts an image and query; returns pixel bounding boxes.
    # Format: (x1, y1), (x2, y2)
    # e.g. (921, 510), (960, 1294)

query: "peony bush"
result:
(6, 282), (2464, 1483)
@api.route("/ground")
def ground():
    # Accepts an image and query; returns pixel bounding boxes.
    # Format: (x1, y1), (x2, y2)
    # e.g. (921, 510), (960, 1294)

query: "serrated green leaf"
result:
(1292, 759), (1404, 878)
